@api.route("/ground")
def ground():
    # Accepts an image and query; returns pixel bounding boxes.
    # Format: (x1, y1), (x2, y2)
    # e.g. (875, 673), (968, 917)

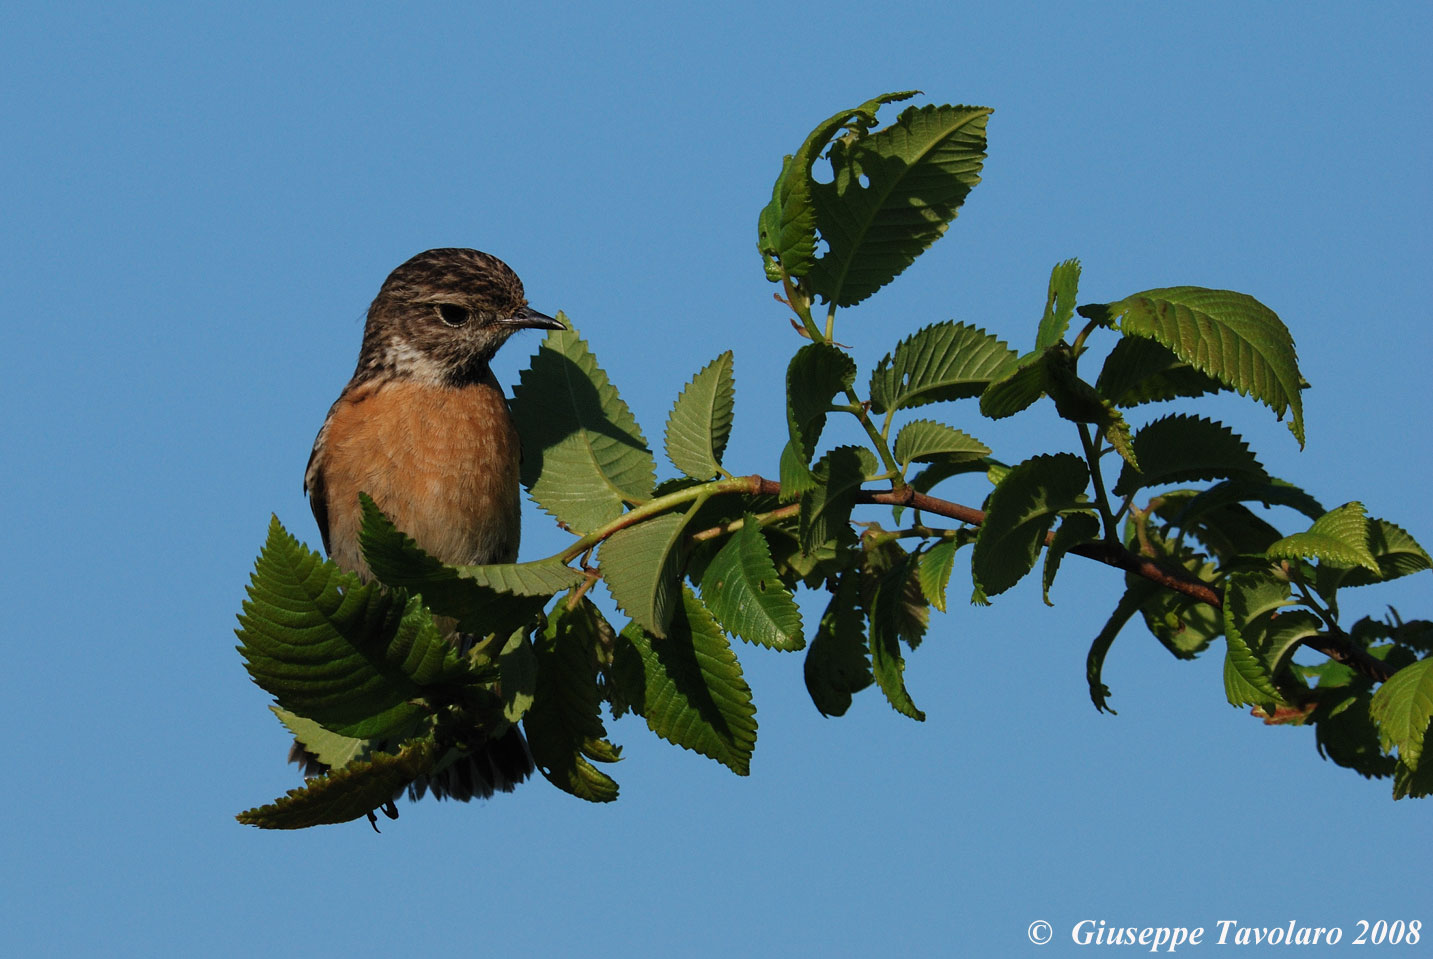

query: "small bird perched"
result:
(297, 247), (563, 802)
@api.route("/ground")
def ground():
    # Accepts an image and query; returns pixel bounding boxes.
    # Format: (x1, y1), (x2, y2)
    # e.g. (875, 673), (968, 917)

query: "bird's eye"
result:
(437, 304), (470, 327)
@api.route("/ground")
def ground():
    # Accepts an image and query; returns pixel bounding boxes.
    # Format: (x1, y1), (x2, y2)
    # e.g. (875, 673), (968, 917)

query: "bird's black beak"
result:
(505, 306), (566, 331)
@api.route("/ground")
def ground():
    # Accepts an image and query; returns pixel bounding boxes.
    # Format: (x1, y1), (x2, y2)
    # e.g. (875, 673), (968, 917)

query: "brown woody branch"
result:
(747, 476), (1393, 684)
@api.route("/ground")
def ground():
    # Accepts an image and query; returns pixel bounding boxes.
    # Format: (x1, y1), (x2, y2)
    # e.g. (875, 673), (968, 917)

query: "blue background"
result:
(4, 2), (1430, 956)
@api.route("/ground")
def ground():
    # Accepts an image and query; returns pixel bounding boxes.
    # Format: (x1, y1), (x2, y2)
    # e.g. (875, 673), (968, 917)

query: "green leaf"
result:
(699, 516), (804, 651)
(799, 446), (877, 553)
(498, 627), (537, 724)
(971, 453), (1090, 597)
(778, 440), (819, 501)
(236, 738), (438, 829)
(524, 598), (622, 803)
(1086, 582), (1159, 714)
(1133, 554), (1223, 659)
(272, 707), (372, 770)
(600, 511), (691, 638)
(359, 494), (562, 637)
(614, 587), (758, 774)
(1320, 518), (1433, 590)
(1393, 757), (1433, 799)
(1043, 512), (1100, 605)
(757, 92), (919, 281)
(892, 420), (990, 469)
(512, 326), (656, 535)
(869, 552), (926, 720)
(787, 342), (857, 464)
(805, 103), (991, 307)
(1035, 259), (1081, 350)
(1095, 336), (1223, 408)
(804, 571), (872, 716)
(665, 351), (736, 481)
(1267, 502), (1380, 573)
(869, 321), (1017, 414)
(1371, 658), (1433, 771)
(1173, 476), (1325, 529)
(1105, 287), (1306, 446)
(236, 517), (470, 740)
(1113, 415), (1266, 497)
(1221, 571), (1294, 711)
(917, 539), (958, 613)
(978, 349), (1049, 420)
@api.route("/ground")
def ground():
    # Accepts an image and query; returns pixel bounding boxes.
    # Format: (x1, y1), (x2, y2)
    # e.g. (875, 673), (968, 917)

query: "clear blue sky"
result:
(5, 2), (1430, 956)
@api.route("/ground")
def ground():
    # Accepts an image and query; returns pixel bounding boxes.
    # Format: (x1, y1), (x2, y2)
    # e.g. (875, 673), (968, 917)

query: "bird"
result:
(296, 247), (564, 804)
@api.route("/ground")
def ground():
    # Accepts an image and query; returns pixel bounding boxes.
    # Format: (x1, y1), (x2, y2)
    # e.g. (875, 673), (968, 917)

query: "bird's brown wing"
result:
(303, 413), (334, 557)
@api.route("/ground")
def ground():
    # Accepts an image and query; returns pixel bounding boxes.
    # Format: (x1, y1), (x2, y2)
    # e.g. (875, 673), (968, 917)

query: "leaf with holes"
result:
(805, 104), (991, 307)
(512, 325), (655, 535)
(1104, 287), (1306, 446)
(665, 351), (735, 481)
(870, 321), (1017, 415)
(1036, 259), (1081, 349)
(699, 516), (804, 651)
(757, 91), (919, 281)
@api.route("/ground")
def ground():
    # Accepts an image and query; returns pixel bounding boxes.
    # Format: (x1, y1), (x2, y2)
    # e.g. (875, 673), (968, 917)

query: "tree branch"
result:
(747, 476), (1394, 683)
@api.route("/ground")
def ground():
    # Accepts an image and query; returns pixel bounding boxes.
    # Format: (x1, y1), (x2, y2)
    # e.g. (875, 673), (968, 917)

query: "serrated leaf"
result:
(1267, 502), (1379, 573)
(917, 539), (957, 613)
(971, 453), (1090, 597)
(892, 419), (990, 469)
(1043, 512), (1100, 605)
(800, 446), (877, 553)
(359, 494), (560, 637)
(524, 598), (621, 803)
(699, 516), (804, 650)
(1095, 336), (1223, 408)
(869, 321), (1017, 414)
(1174, 476), (1325, 529)
(1132, 553), (1224, 659)
(978, 349), (1049, 419)
(665, 352), (736, 481)
(600, 511), (691, 638)
(1221, 571), (1293, 710)
(1371, 658), (1433, 771)
(236, 517), (470, 740)
(803, 572), (872, 716)
(1113, 415), (1266, 497)
(1036, 259), (1081, 350)
(1393, 757), (1433, 799)
(272, 707), (372, 770)
(787, 342), (857, 464)
(236, 738), (438, 829)
(1320, 518), (1433, 590)
(615, 587), (757, 774)
(1087, 581), (1159, 714)
(1106, 287), (1306, 446)
(778, 440), (819, 501)
(512, 326), (656, 535)
(869, 553), (926, 720)
(498, 627), (537, 724)
(757, 91), (920, 280)
(806, 103), (991, 307)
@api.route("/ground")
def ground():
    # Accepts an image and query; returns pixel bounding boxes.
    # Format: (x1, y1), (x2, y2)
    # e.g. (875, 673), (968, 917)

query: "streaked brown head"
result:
(352, 248), (564, 387)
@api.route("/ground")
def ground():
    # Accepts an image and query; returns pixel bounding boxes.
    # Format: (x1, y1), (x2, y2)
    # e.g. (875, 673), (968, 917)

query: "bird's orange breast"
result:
(316, 376), (522, 577)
